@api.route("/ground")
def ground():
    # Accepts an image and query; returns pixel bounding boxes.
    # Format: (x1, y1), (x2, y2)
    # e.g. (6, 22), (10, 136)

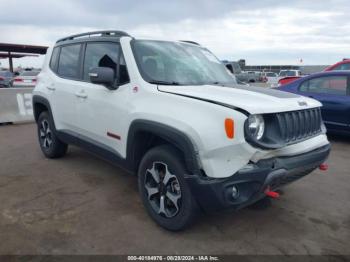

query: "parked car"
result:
(234, 71), (260, 83)
(277, 71), (350, 134)
(223, 61), (248, 83)
(324, 59), (350, 71)
(262, 71), (279, 86)
(0, 70), (14, 87)
(33, 30), (330, 231)
(279, 70), (301, 77)
(278, 70), (302, 86)
(12, 70), (40, 87)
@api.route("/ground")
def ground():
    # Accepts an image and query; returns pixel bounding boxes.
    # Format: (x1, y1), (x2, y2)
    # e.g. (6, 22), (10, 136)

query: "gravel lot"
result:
(0, 123), (349, 255)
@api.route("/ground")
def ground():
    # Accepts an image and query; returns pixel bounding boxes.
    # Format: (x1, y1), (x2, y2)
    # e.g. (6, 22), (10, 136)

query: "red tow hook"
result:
(265, 187), (280, 199)
(319, 163), (328, 171)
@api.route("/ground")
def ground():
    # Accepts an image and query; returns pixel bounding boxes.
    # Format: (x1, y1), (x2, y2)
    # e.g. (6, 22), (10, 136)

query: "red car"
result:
(324, 59), (350, 71)
(278, 59), (350, 86)
(277, 70), (302, 86)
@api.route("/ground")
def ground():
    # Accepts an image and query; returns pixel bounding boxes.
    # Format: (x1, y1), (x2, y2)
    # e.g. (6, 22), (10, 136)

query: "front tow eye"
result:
(319, 163), (328, 171)
(265, 187), (280, 199)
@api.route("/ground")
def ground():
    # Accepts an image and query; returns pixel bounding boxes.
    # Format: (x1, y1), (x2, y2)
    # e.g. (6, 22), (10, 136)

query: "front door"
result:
(76, 42), (131, 157)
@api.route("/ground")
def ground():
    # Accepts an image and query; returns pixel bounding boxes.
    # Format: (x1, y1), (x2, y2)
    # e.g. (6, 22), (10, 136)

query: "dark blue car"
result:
(277, 71), (350, 134)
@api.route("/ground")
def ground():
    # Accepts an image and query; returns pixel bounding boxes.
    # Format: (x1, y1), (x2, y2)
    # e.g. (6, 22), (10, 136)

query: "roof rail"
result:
(56, 30), (131, 43)
(180, 40), (201, 46)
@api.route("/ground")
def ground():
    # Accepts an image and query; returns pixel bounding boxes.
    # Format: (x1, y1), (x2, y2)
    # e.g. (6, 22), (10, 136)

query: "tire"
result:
(37, 111), (68, 158)
(138, 145), (199, 231)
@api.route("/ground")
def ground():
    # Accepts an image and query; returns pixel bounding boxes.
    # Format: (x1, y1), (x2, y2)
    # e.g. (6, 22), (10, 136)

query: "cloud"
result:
(0, 0), (349, 67)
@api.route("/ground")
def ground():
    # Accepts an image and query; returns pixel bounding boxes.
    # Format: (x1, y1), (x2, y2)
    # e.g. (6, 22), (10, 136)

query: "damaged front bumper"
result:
(185, 144), (331, 212)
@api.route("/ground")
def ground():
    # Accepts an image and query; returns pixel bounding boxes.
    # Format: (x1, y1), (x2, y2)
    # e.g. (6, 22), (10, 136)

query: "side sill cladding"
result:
(126, 120), (201, 175)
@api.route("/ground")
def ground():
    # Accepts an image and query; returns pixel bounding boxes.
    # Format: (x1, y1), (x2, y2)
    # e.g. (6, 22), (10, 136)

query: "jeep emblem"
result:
(298, 101), (308, 106)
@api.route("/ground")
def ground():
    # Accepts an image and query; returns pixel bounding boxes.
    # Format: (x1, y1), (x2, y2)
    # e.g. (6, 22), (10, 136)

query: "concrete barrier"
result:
(0, 88), (34, 124)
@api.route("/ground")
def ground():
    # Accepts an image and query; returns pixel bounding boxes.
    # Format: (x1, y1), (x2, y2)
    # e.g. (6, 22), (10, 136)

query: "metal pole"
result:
(8, 52), (13, 72)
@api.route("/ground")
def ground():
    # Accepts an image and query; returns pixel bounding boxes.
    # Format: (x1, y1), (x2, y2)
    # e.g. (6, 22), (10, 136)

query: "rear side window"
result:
(21, 71), (40, 76)
(57, 44), (81, 78)
(50, 47), (60, 72)
(299, 76), (348, 95)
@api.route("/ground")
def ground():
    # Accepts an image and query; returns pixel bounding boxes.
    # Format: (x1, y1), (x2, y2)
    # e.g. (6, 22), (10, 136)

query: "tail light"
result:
(14, 78), (23, 82)
(0, 77), (4, 81)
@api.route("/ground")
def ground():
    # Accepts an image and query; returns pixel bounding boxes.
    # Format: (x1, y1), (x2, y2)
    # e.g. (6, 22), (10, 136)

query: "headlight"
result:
(247, 114), (265, 140)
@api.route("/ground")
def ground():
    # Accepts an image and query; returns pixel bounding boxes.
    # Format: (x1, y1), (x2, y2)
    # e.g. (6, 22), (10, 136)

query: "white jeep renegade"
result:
(33, 31), (330, 231)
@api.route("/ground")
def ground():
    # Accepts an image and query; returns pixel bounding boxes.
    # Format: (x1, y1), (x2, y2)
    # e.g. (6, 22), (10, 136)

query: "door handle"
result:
(46, 85), (55, 91)
(75, 90), (88, 99)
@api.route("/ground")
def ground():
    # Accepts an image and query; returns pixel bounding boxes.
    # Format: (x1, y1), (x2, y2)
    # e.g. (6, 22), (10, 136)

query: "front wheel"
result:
(138, 145), (199, 231)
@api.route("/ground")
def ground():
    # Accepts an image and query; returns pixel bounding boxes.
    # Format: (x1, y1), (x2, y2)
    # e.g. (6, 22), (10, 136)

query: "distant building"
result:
(231, 59), (329, 75)
(299, 65), (328, 75)
(238, 59), (246, 69)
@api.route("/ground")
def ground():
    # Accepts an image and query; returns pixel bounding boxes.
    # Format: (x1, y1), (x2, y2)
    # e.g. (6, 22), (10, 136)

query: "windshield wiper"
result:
(148, 80), (181, 85)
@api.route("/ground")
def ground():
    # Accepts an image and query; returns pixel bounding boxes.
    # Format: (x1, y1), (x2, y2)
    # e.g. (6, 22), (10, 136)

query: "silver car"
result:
(12, 70), (40, 87)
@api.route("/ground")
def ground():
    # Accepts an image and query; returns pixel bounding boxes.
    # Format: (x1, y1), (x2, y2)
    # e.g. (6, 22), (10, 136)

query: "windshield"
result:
(279, 70), (296, 77)
(20, 71), (40, 76)
(266, 72), (276, 77)
(132, 40), (235, 86)
(232, 62), (241, 73)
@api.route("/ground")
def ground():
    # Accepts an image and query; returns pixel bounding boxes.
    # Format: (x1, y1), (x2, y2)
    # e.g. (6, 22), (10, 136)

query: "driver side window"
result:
(83, 42), (130, 86)
(83, 42), (119, 82)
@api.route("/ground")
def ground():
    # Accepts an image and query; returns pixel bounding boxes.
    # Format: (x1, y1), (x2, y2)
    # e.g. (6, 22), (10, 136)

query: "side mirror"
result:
(89, 67), (116, 89)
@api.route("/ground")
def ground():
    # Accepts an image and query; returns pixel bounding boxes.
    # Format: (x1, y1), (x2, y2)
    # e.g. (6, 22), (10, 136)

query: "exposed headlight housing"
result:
(247, 114), (265, 140)
(244, 108), (323, 150)
(244, 113), (282, 150)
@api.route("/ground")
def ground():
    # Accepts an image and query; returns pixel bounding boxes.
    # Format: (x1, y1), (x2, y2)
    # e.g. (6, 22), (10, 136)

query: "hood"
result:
(158, 84), (321, 114)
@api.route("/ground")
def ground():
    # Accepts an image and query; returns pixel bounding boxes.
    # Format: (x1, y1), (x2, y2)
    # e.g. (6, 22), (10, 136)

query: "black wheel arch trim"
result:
(126, 119), (201, 175)
(32, 95), (57, 129)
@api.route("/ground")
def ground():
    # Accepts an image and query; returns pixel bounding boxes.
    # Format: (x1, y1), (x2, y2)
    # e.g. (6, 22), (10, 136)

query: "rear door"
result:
(50, 43), (84, 133)
(298, 75), (350, 131)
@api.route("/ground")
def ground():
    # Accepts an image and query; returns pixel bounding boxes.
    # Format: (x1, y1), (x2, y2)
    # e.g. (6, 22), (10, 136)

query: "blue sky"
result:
(0, 0), (349, 68)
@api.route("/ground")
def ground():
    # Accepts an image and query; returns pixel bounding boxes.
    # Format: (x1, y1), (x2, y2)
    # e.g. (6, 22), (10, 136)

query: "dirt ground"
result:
(0, 123), (349, 255)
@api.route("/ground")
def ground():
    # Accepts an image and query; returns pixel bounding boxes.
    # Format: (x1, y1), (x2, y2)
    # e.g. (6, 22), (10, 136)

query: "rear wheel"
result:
(37, 111), (68, 158)
(138, 145), (198, 231)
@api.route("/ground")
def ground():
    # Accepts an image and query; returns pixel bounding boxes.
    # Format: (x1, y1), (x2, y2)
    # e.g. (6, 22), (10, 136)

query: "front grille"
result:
(276, 108), (322, 144)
